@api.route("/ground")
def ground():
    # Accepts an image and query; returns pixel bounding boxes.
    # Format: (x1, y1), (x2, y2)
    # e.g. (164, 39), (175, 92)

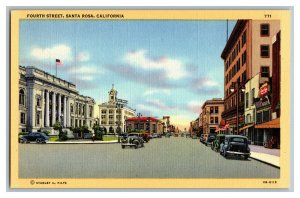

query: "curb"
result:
(47, 141), (119, 144)
(249, 156), (280, 169)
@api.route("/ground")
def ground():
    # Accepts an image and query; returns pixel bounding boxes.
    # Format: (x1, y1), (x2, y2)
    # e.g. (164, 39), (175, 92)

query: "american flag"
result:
(56, 59), (63, 65)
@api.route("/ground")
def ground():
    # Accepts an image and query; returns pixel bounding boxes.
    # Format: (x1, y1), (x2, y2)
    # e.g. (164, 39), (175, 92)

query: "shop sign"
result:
(259, 83), (268, 97)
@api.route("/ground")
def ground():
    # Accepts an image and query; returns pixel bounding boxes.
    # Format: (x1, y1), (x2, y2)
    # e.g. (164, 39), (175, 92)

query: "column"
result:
(41, 90), (45, 128)
(67, 97), (70, 127)
(63, 95), (67, 128)
(28, 87), (36, 130)
(85, 103), (88, 118)
(52, 92), (56, 125)
(58, 93), (61, 122)
(45, 90), (50, 127)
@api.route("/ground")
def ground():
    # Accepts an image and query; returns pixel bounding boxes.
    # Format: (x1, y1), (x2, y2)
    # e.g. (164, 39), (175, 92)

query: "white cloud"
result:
(76, 52), (90, 62)
(124, 49), (188, 79)
(143, 88), (171, 96)
(67, 65), (104, 81)
(31, 44), (72, 61)
(187, 100), (204, 114)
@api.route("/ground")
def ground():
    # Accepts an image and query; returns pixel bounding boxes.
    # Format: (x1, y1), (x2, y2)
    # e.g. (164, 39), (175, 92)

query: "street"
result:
(19, 137), (279, 178)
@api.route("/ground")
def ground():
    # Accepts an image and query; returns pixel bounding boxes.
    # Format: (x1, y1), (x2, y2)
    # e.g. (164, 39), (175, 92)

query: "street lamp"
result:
(230, 81), (245, 134)
(116, 98), (128, 143)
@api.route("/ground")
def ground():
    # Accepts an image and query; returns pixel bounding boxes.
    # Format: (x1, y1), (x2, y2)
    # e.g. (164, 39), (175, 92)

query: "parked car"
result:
(211, 134), (226, 152)
(200, 134), (205, 143)
(19, 132), (49, 144)
(165, 132), (171, 138)
(152, 133), (162, 138)
(219, 135), (251, 159)
(204, 133), (217, 146)
(121, 135), (144, 149)
(181, 133), (185, 137)
(185, 133), (191, 138)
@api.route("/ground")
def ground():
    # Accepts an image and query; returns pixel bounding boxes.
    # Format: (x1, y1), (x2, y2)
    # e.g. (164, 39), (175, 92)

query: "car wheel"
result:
(36, 139), (41, 144)
(122, 145), (125, 149)
(20, 138), (27, 144)
(223, 150), (227, 158)
(244, 155), (249, 160)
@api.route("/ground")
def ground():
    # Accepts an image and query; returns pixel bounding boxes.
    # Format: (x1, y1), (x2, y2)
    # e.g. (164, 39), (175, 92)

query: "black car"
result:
(19, 132), (49, 144)
(121, 135), (144, 149)
(220, 135), (251, 159)
(200, 134), (205, 143)
(204, 133), (217, 146)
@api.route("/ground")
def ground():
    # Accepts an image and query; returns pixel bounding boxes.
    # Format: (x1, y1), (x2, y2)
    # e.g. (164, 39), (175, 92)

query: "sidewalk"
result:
(249, 145), (280, 168)
(48, 140), (118, 144)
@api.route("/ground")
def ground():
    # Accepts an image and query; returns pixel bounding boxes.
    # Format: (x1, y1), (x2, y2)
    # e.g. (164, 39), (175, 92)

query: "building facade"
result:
(221, 20), (280, 134)
(125, 117), (163, 134)
(19, 66), (95, 133)
(98, 85), (135, 133)
(201, 98), (224, 135)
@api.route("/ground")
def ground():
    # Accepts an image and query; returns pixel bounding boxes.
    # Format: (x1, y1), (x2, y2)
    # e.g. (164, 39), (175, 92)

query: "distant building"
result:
(125, 117), (163, 134)
(201, 98), (224, 134)
(98, 85), (135, 133)
(19, 66), (95, 134)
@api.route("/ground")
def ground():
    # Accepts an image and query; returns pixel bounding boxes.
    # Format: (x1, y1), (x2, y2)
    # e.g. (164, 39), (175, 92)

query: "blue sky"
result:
(19, 20), (235, 130)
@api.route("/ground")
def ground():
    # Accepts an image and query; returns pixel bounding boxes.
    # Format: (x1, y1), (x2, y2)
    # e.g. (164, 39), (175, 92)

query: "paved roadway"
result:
(19, 137), (279, 178)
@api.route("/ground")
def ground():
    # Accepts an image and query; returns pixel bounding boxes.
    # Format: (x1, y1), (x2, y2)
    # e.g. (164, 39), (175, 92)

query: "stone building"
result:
(98, 85), (135, 133)
(19, 66), (95, 133)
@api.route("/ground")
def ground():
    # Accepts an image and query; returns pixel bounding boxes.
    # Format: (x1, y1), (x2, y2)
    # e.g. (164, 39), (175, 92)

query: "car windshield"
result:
(40, 133), (48, 138)
(230, 137), (246, 143)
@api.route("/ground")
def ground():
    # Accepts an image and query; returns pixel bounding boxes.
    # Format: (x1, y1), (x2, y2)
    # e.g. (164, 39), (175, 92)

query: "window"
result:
(109, 115), (114, 119)
(242, 71), (247, 82)
(109, 110), (114, 114)
(210, 117), (214, 124)
(101, 110), (106, 114)
(242, 31), (247, 46)
(210, 107), (214, 114)
(215, 117), (219, 124)
(19, 89), (25, 106)
(260, 45), (270, 57)
(101, 115), (106, 119)
(36, 112), (40, 125)
(260, 24), (270, 36)
(20, 112), (25, 124)
(245, 92), (249, 108)
(111, 96), (114, 100)
(261, 66), (270, 78)
(215, 106), (219, 114)
(237, 59), (240, 72)
(70, 104), (74, 113)
(36, 97), (41, 107)
(242, 51), (247, 65)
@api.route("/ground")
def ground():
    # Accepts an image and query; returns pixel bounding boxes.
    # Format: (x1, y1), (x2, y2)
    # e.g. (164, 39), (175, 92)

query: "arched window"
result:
(19, 89), (25, 106)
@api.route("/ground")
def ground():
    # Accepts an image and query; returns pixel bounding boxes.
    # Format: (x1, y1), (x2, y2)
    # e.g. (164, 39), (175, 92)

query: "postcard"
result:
(10, 9), (291, 189)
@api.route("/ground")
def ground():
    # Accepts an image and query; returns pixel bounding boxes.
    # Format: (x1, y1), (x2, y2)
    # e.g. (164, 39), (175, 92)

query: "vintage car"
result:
(211, 134), (226, 152)
(121, 135), (144, 149)
(204, 133), (217, 146)
(200, 134), (205, 143)
(19, 132), (49, 144)
(219, 135), (251, 159)
(152, 133), (162, 138)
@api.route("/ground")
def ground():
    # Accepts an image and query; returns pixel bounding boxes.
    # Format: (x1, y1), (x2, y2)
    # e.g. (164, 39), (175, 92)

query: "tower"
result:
(108, 84), (117, 104)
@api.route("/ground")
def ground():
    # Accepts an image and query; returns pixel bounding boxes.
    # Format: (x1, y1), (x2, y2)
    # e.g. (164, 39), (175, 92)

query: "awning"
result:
(239, 124), (254, 131)
(255, 118), (280, 129)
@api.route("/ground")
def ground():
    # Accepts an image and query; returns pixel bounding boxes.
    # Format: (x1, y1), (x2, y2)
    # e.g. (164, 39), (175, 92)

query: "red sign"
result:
(260, 83), (268, 97)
